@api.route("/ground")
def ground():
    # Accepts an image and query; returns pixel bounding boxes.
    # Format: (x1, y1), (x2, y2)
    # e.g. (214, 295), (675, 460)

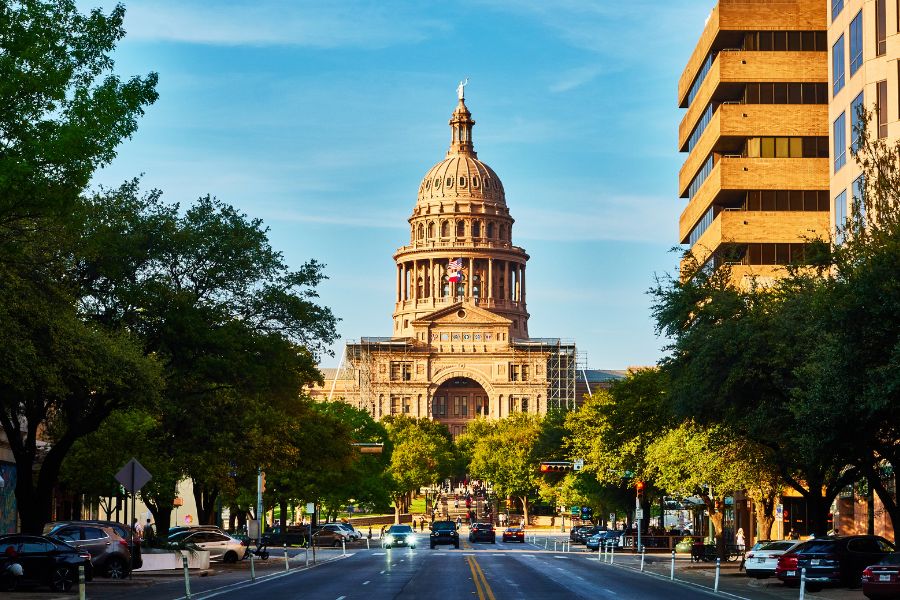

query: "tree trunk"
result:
(709, 510), (726, 560)
(870, 469), (899, 542)
(519, 496), (529, 527)
(754, 493), (777, 541)
(192, 482), (219, 525)
(394, 498), (401, 524)
(279, 499), (288, 530)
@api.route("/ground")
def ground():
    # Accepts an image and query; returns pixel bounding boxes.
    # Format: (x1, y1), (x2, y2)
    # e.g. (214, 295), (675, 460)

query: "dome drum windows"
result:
(446, 177), (454, 188)
(472, 221), (481, 237)
(472, 176), (480, 188)
(456, 221), (465, 238)
(459, 176), (467, 188)
(487, 222), (494, 239)
(441, 221), (449, 237)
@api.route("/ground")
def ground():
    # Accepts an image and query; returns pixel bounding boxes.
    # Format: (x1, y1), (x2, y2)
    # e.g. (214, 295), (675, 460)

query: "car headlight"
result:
(385, 535), (394, 543)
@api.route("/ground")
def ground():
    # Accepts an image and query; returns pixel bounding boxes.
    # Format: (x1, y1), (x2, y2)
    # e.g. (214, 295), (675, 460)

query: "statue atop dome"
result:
(457, 78), (468, 100)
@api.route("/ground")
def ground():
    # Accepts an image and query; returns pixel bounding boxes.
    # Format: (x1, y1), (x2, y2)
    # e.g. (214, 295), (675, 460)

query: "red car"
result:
(862, 553), (900, 599)
(502, 527), (525, 543)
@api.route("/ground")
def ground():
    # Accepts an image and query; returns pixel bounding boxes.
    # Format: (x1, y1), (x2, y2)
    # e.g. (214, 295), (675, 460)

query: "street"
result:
(10, 534), (867, 600)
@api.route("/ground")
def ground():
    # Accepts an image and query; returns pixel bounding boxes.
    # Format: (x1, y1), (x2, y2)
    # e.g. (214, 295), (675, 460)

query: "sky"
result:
(83, 0), (716, 370)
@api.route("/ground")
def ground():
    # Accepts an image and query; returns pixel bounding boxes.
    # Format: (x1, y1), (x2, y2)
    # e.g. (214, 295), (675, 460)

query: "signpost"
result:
(570, 506), (580, 516)
(115, 459), (152, 577)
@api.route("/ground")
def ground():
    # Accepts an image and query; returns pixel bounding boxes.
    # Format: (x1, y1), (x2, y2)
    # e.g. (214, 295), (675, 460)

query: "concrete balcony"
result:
(679, 103), (828, 193)
(680, 157), (829, 242)
(679, 0), (828, 107)
(687, 209), (829, 266)
(680, 51), (827, 142)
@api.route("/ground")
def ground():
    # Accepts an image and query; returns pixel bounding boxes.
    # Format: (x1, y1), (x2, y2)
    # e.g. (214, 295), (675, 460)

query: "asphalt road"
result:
(9, 536), (867, 600)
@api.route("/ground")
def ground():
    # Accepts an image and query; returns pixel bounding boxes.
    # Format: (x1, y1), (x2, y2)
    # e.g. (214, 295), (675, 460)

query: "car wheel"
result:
(105, 557), (127, 579)
(333, 541), (341, 548)
(50, 566), (74, 592)
(223, 551), (239, 564)
(259, 550), (270, 560)
(454, 543), (459, 549)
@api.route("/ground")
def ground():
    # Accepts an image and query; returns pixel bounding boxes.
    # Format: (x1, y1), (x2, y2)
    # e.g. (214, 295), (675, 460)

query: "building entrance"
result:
(432, 377), (489, 438)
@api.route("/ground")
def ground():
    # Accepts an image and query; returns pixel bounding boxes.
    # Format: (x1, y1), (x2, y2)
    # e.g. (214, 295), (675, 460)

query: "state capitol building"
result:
(309, 88), (623, 435)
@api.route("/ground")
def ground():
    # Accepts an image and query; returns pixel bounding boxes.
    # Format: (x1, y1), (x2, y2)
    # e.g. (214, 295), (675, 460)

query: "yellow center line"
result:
(466, 556), (486, 600)
(471, 555), (497, 600)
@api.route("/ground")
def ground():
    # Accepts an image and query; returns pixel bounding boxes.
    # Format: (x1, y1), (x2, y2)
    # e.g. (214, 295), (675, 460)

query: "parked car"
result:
(334, 523), (363, 540)
(45, 522), (131, 578)
(45, 520), (131, 542)
(502, 527), (525, 543)
(575, 525), (606, 544)
(167, 525), (227, 537)
(0, 534), (92, 591)
(262, 526), (308, 547)
(569, 525), (591, 542)
(862, 552), (900, 599)
(430, 520), (460, 549)
(776, 535), (896, 590)
(309, 526), (348, 548)
(744, 540), (801, 579)
(586, 530), (624, 552)
(383, 525), (416, 549)
(320, 524), (352, 543)
(168, 530), (246, 563)
(469, 523), (496, 544)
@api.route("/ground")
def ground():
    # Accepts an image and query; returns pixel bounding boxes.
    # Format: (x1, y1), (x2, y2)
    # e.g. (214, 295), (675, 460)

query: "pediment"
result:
(412, 301), (511, 327)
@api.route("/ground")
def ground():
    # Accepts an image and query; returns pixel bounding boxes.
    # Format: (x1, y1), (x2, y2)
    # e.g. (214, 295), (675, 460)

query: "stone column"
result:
(412, 260), (418, 302)
(429, 258), (434, 299)
(488, 258), (493, 302)
(506, 261), (512, 302)
(397, 264), (402, 302)
(521, 265), (526, 304)
(468, 257), (474, 299)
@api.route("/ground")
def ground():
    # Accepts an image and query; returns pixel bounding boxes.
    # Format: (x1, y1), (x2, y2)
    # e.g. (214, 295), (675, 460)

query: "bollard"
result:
(544, 538), (548, 549)
(714, 558), (720, 593)
(799, 567), (807, 600)
(342, 539), (347, 556)
(670, 550), (676, 580)
(366, 538), (370, 550)
(182, 555), (192, 599)
(305, 545), (310, 568)
(640, 547), (645, 572)
(284, 544), (289, 571)
(610, 542), (615, 564)
(597, 541), (602, 561)
(554, 540), (558, 551)
(249, 549), (256, 582)
(79, 565), (86, 600)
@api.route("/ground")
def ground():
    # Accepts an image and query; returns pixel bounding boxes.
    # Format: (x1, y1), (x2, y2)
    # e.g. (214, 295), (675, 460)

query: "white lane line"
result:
(523, 554), (535, 558)
(463, 553), (475, 556)
(373, 552), (386, 555)
(433, 553), (446, 556)
(553, 555), (568, 559)
(337, 597), (346, 600)
(363, 581), (370, 585)
(492, 553), (504, 556)
(380, 570), (385, 574)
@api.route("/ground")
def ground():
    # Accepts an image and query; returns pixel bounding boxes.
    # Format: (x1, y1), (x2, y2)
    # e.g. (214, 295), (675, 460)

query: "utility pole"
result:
(257, 468), (263, 537)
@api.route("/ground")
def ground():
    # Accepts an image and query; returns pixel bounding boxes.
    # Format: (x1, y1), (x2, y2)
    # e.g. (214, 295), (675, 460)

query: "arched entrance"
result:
(432, 377), (489, 438)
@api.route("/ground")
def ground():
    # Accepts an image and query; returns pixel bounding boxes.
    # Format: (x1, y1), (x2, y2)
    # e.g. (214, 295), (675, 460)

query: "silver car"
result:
(169, 530), (245, 563)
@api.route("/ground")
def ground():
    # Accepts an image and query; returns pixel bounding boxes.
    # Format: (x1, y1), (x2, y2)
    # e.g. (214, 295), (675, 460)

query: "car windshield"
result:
(761, 541), (796, 551)
(389, 525), (412, 534)
(797, 540), (837, 553)
(432, 522), (456, 531)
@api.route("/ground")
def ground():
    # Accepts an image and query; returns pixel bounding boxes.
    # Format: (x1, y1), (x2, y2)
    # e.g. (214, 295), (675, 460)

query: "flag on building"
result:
(447, 258), (463, 283)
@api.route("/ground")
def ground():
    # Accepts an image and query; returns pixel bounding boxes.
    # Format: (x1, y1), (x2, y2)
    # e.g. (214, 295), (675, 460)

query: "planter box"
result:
(135, 550), (210, 571)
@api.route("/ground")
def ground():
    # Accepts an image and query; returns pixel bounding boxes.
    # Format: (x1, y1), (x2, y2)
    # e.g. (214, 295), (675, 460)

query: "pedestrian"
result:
(412, 517), (417, 531)
(736, 527), (746, 571)
(367, 526), (372, 539)
(456, 516), (461, 529)
(143, 518), (155, 544)
(131, 518), (143, 568)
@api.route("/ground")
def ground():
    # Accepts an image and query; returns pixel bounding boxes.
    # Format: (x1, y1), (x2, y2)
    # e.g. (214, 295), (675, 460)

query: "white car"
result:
(169, 530), (246, 563)
(334, 523), (362, 540)
(320, 524), (352, 541)
(745, 540), (802, 578)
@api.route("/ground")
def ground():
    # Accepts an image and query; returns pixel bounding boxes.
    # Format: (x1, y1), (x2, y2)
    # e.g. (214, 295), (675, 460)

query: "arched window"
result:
(456, 220), (465, 238)
(499, 224), (506, 240)
(427, 221), (435, 239)
(472, 221), (481, 237)
(486, 222), (494, 238)
(441, 221), (449, 237)
(417, 224), (424, 240)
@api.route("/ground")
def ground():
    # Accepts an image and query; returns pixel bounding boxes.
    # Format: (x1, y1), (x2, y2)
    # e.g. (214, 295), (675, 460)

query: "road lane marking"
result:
(380, 570), (385, 574)
(373, 552), (385, 555)
(362, 581), (370, 585)
(553, 555), (568, 559)
(336, 597), (346, 600)
(470, 555), (497, 600)
(492, 553), (504, 556)
(466, 556), (486, 600)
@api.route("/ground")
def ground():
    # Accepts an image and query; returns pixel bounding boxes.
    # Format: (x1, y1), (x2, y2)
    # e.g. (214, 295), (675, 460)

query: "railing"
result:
(397, 240), (522, 253)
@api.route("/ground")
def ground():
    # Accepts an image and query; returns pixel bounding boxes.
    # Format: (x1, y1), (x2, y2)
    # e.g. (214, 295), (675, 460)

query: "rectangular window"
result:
(849, 12), (863, 76)
(877, 0), (887, 55)
(390, 361), (413, 381)
(832, 0), (844, 21)
(853, 175), (866, 225)
(834, 112), (847, 172)
(877, 79), (888, 139)
(521, 365), (529, 382)
(834, 190), (848, 244)
(402, 397), (411, 414)
(851, 91), (864, 152)
(833, 35), (845, 95)
(509, 364), (520, 381)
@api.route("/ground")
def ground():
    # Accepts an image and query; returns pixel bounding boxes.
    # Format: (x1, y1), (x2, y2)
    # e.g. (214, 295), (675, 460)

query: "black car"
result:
(569, 525), (591, 542)
(262, 526), (310, 547)
(575, 525), (606, 544)
(0, 534), (92, 591)
(383, 524), (416, 549)
(469, 523), (496, 544)
(776, 535), (896, 590)
(45, 522), (132, 578)
(430, 520), (460, 549)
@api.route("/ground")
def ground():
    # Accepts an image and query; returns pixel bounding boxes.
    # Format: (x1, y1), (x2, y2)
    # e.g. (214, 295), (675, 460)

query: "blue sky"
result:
(85, 0), (715, 369)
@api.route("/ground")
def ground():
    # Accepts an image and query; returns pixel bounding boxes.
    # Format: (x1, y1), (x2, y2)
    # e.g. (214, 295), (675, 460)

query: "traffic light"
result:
(260, 471), (266, 493)
(539, 461), (573, 473)
(636, 480), (644, 500)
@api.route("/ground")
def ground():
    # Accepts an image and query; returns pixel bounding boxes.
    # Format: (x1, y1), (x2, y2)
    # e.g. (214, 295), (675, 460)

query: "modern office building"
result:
(828, 0), (898, 540)
(678, 0), (832, 285)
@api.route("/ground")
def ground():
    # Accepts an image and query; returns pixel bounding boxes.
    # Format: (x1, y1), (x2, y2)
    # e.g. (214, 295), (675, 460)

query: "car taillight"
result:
(118, 540), (129, 549)
(777, 553), (798, 571)
(862, 567), (874, 582)
(80, 552), (91, 560)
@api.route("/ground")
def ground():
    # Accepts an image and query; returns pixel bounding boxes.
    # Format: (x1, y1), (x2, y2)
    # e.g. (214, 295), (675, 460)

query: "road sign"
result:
(609, 513), (615, 522)
(635, 508), (644, 520)
(570, 506), (580, 516)
(306, 502), (315, 514)
(573, 458), (584, 471)
(115, 458), (152, 493)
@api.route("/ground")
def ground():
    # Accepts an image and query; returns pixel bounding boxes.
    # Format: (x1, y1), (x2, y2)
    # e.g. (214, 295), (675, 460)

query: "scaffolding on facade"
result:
(511, 338), (578, 411)
(329, 337), (417, 415)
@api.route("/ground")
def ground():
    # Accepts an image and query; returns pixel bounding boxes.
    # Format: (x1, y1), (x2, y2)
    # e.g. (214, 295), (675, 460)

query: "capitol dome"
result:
(416, 96), (506, 206)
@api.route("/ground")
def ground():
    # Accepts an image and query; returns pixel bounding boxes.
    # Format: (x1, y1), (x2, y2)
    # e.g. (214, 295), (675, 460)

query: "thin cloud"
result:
(549, 65), (610, 93)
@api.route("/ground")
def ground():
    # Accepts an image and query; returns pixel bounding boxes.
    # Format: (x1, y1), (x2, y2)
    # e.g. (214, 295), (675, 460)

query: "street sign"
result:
(248, 519), (260, 540)
(635, 508), (644, 520)
(609, 513), (615, 522)
(570, 506), (580, 516)
(115, 458), (152, 493)
(573, 458), (584, 471)
(306, 502), (315, 514)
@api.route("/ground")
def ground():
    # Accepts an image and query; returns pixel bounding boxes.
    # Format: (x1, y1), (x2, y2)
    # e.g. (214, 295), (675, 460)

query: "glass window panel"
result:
(790, 137), (803, 157)
(775, 137), (790, 157)
(746, 83), (759, 104)
(834, 112), (847, 172)
(760, 83), (774, 103)
(746, 137), (761, 157)
(788, 31), (801, 51)
(762, 191), (777, 211)
(877, 0), (887, 55)
(832, 0), (843, 21)
(790, 191), (804, 210)
(849, 12), (863, 75)
(833, 35), (845, 95)
(802, 31), (815, 51)
(749, 244), (762, 264)
(851, 92), (864, 152)
(774, 84), (788, 104)
(776, 190), (790, 210)
(818, 136), (830, 157)
(761, 137), (776, 157)
(746, 191), (761, 210)
(761, 244), (776, 264)
(788, 83), (802, 104)
(816, 31), (827, 51)
(774, 31), (787, 51)
(877, 79), (888, 139)
(760, 31), (774, 51)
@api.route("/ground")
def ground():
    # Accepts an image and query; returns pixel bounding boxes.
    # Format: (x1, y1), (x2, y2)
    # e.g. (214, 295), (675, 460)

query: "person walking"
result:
(736, 527), (746, 571)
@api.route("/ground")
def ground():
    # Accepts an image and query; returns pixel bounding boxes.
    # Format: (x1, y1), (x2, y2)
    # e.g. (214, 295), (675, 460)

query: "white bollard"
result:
(799, 567), (807, 600)
(640, 548), (645, 572)
(79, 565), (86, 600)
(284, 544), (289, 571)
(249, 550), (256, 582)
(554, 540), (558, 551)
(610, 542), (615, 564)
(182, 555), (192, 599)
(670, 550), (676, 580)
(305, 545), (310, 567)
(544, 538), (548, 549)
(597, 542), (602, 561)
(366, 538), (370, 550)
(714, 558), (720, 592)
(342, 539), (347, 556)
